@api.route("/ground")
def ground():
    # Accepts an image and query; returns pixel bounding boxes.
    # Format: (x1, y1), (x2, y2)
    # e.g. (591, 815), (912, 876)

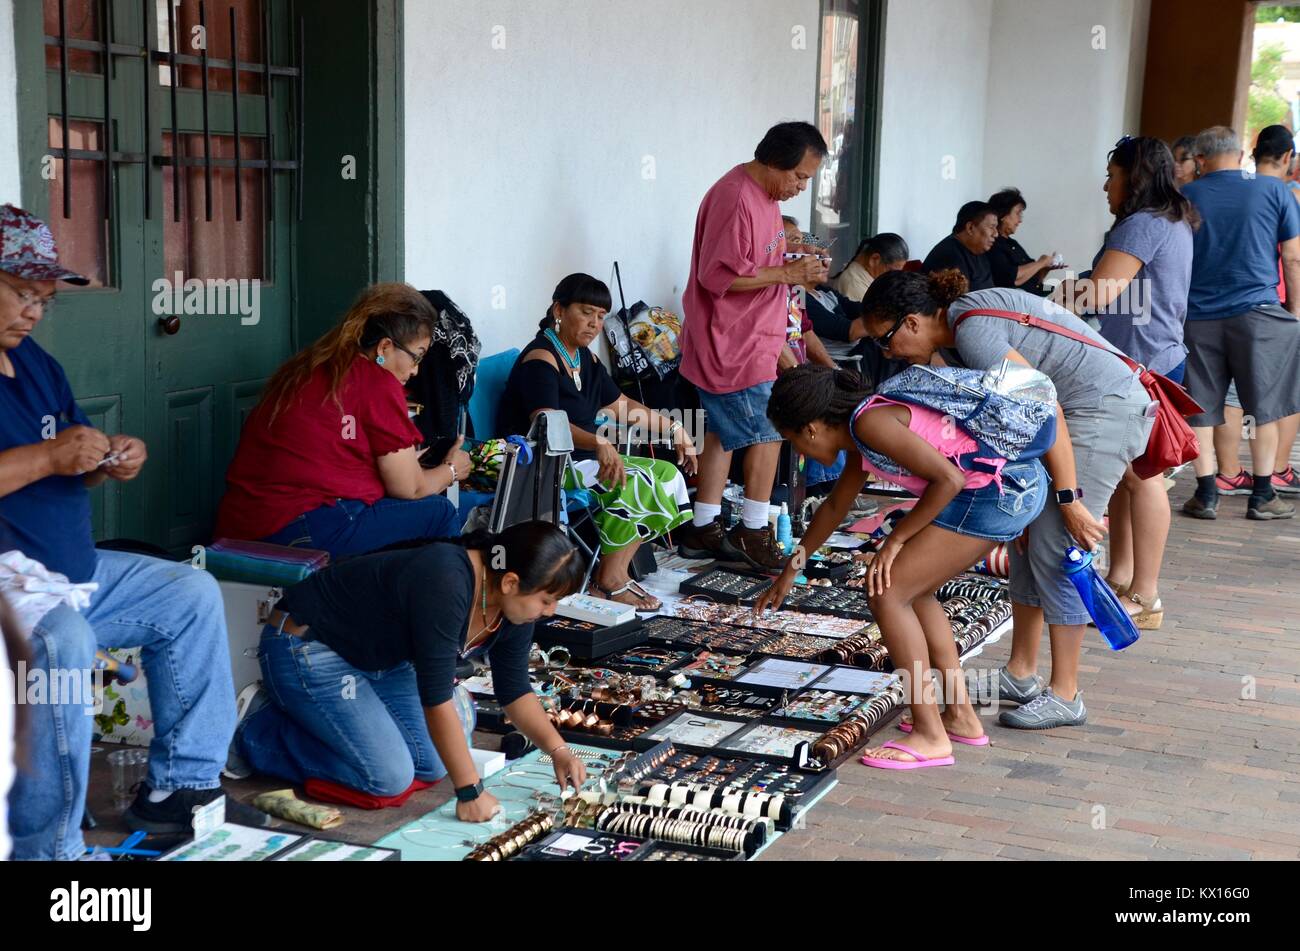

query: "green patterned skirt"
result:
(565, 456), (692, 553)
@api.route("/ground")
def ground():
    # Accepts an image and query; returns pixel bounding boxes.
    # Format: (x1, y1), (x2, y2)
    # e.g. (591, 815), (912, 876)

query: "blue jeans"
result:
(236, 624), (475, 796)
(8, 551), (235, 860)
(261, 495), (460, 558)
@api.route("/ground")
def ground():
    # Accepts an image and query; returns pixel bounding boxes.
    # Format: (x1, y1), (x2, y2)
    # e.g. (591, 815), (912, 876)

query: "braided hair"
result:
(767, 364), (871, 433)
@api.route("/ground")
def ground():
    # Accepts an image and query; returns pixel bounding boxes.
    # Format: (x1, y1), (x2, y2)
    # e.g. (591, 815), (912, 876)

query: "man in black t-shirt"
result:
(921, 200), (998, 290)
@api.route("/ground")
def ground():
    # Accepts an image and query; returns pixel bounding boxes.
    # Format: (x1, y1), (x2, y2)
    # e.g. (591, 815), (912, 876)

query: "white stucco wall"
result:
(401, 0), (1151, 356)
(875, 0), (995, 260)
(876, 0), (1150, 273)
(982, 0), (1152, 275)
(0, 0), (22, 205)
(403, 0), (821, 358)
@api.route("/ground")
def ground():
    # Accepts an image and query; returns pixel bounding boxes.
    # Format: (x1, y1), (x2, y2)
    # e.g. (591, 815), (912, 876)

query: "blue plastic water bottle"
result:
(1061, 547), (1139, 651)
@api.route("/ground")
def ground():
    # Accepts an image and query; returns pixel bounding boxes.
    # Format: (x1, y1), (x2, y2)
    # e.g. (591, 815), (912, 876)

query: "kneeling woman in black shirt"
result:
(234, 520), (588, 822)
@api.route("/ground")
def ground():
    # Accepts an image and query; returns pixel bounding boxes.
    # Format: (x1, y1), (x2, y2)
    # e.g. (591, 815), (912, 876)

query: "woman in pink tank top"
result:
(755, 365), (1047, 770)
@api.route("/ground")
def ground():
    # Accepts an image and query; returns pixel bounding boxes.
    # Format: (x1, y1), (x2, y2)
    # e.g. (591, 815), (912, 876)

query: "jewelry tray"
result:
(625, 747), (838, 830)
(533, 614), (646, 659)
(515, 827), (653, 862)
(629, 841), (746, 862)
(632, 708), (829, 768)
(678, 568), (776, 605)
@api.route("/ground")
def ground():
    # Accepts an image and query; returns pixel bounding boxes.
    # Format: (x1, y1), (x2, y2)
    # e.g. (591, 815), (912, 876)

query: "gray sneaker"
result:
(980, 667), (1044, 706)
(998, 688), (1087, 730)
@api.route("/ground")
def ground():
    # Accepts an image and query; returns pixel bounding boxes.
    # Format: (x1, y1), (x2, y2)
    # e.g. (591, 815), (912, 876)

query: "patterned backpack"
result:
(854, 363), (1057, 480)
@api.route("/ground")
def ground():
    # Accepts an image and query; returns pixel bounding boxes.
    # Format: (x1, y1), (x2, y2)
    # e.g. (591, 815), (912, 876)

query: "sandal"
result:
(1123, 591), (1163, 630)
(859, 740), (954, 771)
(596, 579), (662, 613)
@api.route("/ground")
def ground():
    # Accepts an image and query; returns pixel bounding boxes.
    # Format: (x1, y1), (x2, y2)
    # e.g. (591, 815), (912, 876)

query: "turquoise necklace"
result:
(544, 327), (582, 392)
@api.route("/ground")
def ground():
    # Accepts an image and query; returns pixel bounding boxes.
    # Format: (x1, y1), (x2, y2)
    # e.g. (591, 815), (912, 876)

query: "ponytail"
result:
(259, 282), (435, 423)
(372, 521), (586, 597)
(767, 364), (872, 432)
(832, 232), (910, 280)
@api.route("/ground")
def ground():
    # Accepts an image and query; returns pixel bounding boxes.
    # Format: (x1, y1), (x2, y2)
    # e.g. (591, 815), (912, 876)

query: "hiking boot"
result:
(1215, 469), (1252, 496)
(676, 516), (743, 561)
(725, 523), (787, 573)
(1271, 466), (1300, 496)
(1180, 496), (1217, 520)
(125, 785), (271, 834)
(1247, 495), (1295, 520)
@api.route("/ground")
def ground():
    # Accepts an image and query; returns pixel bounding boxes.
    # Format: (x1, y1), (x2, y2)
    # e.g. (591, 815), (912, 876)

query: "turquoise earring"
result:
(376, 354), (386, 366)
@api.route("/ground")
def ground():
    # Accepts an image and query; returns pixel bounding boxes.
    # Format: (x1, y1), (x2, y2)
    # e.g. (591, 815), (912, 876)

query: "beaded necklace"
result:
(544, 327), (582, 392)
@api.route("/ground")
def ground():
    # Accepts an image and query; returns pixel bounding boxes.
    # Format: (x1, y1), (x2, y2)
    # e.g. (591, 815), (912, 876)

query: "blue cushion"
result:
(467, 348), (521, 439)
(456, 489), (496, 528)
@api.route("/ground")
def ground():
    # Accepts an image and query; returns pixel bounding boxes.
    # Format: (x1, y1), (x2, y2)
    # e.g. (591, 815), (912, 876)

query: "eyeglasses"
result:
(872, 314), (907, 352)
(390, 340), (425, 366)
(0, 280), (56, 314)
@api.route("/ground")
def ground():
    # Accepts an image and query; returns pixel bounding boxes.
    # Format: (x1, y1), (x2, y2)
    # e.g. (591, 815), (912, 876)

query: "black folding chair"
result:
(485, 410), (601, 594)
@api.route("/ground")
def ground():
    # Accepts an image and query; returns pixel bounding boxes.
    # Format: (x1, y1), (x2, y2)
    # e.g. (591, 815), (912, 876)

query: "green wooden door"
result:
(18, 0), (297, 553)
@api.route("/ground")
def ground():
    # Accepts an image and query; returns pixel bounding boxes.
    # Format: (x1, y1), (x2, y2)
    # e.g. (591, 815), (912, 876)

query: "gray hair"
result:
(1195, 125), (1240, 158)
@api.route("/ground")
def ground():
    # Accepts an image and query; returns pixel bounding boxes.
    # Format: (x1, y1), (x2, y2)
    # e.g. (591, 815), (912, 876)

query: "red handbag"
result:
(954, 308), (1204, 480)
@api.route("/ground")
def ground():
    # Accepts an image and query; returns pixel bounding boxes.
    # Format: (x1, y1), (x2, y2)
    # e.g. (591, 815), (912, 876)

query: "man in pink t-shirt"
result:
(676, 122), (828, 571)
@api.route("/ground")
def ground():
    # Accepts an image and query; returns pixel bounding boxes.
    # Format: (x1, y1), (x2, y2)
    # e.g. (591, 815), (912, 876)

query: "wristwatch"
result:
(455, 780), (484, 803)
(1054, 487), (1084, 504)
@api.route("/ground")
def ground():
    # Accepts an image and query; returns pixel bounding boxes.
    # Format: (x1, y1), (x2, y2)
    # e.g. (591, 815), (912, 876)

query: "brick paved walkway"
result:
(760, 471), (1300, 861)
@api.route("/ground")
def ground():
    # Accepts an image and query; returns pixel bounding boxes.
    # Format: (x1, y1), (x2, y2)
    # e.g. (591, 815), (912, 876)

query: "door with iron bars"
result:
(15, 0), (303, 552)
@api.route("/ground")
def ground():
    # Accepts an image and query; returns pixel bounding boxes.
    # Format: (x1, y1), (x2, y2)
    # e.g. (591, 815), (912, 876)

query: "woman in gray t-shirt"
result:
(861, 269), (1153, 732)
(1058, 136), (1198, 635)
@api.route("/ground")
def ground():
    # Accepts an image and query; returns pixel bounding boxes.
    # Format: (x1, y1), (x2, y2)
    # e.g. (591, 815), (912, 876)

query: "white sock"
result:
(741, 498), (770, 530)
(147, 788), (173, 803)
(693, 502), (722, 527)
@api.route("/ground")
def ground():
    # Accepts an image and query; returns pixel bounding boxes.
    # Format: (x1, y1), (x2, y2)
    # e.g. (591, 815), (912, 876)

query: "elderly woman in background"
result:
(986, 188), (1062, 297)
(832, 232), (910, 301)
(499, 273), (696, 611)
(215, 283), (471, 557)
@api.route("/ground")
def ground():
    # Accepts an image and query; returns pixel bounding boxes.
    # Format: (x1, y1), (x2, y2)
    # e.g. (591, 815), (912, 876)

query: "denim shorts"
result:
(931, 460), (1048, 543)
(697, 380), (782, 452)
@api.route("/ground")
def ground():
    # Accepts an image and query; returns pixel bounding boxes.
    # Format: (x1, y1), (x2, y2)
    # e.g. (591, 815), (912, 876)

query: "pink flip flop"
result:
(897, 720), (991, 746)
(859, 740), (955, 770)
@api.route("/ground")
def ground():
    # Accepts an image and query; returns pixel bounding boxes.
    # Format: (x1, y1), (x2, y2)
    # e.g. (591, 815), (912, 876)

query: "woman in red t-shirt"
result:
(214, 283), (471, 556)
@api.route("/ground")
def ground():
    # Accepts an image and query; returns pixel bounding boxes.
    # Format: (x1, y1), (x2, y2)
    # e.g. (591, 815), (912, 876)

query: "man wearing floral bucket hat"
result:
(0, 203), (265, 860)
